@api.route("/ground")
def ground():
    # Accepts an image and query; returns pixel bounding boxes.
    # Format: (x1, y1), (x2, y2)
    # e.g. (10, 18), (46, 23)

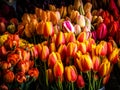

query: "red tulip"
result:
(92, 56), (100, 72)
(0, 61), (11, 70)
(65, 32), (76, 44)
(96, 23), (107, 40)
(103, 74), (110, 85)
(65, 65), (77, 82)
(77, 31), (87, 42)
(28, 68), (39, 79)
(0, 46), (7, 58)
(76, 75), (85, 88)
(46, 68), (54, 83)
(15, 72), (26, 84)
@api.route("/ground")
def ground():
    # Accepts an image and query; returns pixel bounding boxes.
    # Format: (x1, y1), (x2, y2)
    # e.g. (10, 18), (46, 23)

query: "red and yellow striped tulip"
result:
(65, 32), (76, 44)
(77, 31), (87, 42)
(78, 42), (87, 54)
(65, 65), (77, 82)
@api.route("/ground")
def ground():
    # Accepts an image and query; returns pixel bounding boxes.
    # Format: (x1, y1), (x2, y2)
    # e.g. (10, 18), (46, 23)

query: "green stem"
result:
(71, 82), (74, 90)
(79, 88), (83, 90)
(87, 72), (92, 90)
(33, 35), (36, 44)
(98, 77), (103, 90)
(92, 73), (95, 90)
(58, 77), (63, 90)
(44, 62), (48, 88)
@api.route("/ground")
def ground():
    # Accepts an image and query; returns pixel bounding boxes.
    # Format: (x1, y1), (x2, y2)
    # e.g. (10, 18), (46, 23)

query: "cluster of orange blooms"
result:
(0, 0), (120, 90)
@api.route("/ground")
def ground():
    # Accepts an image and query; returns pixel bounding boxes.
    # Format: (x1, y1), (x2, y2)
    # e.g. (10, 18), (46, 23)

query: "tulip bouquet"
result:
(0, 0), (120, 90)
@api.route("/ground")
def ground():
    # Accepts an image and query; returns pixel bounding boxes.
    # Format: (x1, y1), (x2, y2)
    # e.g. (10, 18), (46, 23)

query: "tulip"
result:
(74, 0), (81, 10)
(40, 45), (49, 62)
(3, 70), (15, 83)
(0, 84), (8, 90)
(36, 21), (45, 35)
(0, 22), (6, 34)
(7, 53), (20, 66)
(65, 32), (76, 44)
(91, 31), (97, 41)
(46, 68), (54, 83)
(76, 15), (85, 28)
(53, 61), (64, 81)
(96, 23), (107, 40)
(84, 17), (91, 31)
(84, 2), (92, 13)
(76, 54), (93, 72)
(49, 42), (56, 53)
(48, 52), (61, 68)
(78, 42), (87, 54)
(55, 31), (65, 47)
(103, 74), (110, 85)
(15, 72), (26, 84)
(0, 61), (11, 70)
(76, 75), (85, 88)
(28, 68), (39, 79)
(70, 10), (80, 23)
(65, 65), (77, 82)
(66, 42), (77, 57)
(95, 41), (107, 56)
(44, 21), (54, 38)
(0, 46), (7, 57)
(92, 56), (100, 72)
(74, 24), (81, 36)
(98, 58), (110, 77)
(77, 31), (87, 42)
(57, 44), (67, 60)
(108, 48), (119, 64)
(62, 20), (75, 33)
(0, 34), (8, 46)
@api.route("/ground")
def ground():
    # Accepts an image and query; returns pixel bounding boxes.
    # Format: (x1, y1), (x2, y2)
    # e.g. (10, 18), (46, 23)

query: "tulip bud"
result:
(62, 20), (75, 33)
(84, 2), (92, 13)
(77, 31), (87, 42)
(108, 48), (119, 64)
(48, 52), (61, 68)
(76, 15), (85, 28)
(36, 21), (45, 35)
(65, 32), (76, 44)
(65, 65), (77, 82)
(66, 42), (78, 57)
(74, 24), (81, 36)
(53, 61), (64, 81)
(46, 68), (54, 83)
(78, 42), (87, 54)
(40, 45), (49, 62)
(55, 31), (65, 47)
(49, 42), (56, 53)
(92, 56), (100, 72)
(74, 0), (81, 10)
(3, 70), (15, 83)
(15, 72), (26, 84)
(103, 74), (110, 85)
(96, 23), (107, 40)
(76, 75), (85, 88)
(44, 21), (54, 38)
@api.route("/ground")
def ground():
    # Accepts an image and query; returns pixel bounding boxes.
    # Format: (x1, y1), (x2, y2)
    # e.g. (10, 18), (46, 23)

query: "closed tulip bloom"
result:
(76, 75), (85, 88)
(66, 42), (78, 57)
(62, 20), (75, 33)
(76, 15), (85, 28)
(55, 31), (65, 47)
(28, 68), (39, 79)
(3, 70), (15, 83)
(65, 32), (76, 44)
(46, 68), (54, 83)
(78, 42), (87, 54)
(36, 21), (45, 35)
(77, 31), (87, 42)
(65, 65), (77, 82)
(53, 61), (64, 81)
(74, 24), (81, 36)
(95, 41), (107, 56)
(103, 74), (110, 85)
(92, 56), (100, 72)
(0, 61), (11, 70)
(40, 45), (49, 62)
(15, 72), (26, 84)
(44, 21), (54, 38)
(49, 42), (56, 53)
(98, 58), (110, 77)
(48, 52), (61, 68)
(0, 46), (7, 57)
(76, 54), (93, 72)
(108, 48), (119, 64)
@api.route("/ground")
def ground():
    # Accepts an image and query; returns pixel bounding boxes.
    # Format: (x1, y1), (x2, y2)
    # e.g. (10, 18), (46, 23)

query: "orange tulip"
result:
(55, 31), (65, 47)
(3, 70), (15, 83)
(46, 68), (54, 83)
(53, 61), (64, 81)
(77, 31), (87, 42)
(108, 48), (119, 64)
(66, 42), (77, 57)
(0, 46), (7, 57)
(76, 54), (93, 72)
(15, 72), (26, 84)
(65, 32), (76, 44)
(0, 61), (11, 70)
(48, 52), (61, 68)
(57, 44), (67, 60)
(36, 21), (45, 35)
(65, 65), (77, 82)
(44, 21), (54, 38)
(103, 74), (110, 85)
(40, 45), (49, 62)
(98, 58), (110, 77)
(78, 42), (87, 54)
(49, 42), (56, 53)
(92, 56), (100, 72)
(95, 41), (107, 56)
(76, 75), (85, 88)
(28, 68), (39, 79)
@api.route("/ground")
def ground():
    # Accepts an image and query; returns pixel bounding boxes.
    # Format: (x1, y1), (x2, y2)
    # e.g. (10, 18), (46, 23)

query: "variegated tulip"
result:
(76, 75), (85, 88)
(44, 21), (54, 38)
(98, 58), (110, 77)
(76, 15), (85, 28)
(40, 45), (49, 62)
(55, 31), (65, 47)
(76, 54), (93, 72)
(108, 48), (119, 64)
(66, 42), (77, 57)
(53, 61), (64, 81)
(48, 52), (61, 68)
(95, 41), (107, 56)
(77, 42), (87, 54)
(65, 65), (77, 82)
(62, 20), (75, 33)
(77, 31), (87, 42)
(65, 32), (76, 44)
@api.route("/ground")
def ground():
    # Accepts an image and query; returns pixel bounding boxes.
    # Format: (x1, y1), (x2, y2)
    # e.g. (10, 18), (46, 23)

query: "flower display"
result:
(0, 0), (120, 90)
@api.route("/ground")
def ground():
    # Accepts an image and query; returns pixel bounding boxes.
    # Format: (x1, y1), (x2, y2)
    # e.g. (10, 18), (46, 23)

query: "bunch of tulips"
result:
(0, 0), (120, 90)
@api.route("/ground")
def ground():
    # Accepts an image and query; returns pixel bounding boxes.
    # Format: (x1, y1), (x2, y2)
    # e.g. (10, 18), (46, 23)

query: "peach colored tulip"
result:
(65, 65), (77, 82)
